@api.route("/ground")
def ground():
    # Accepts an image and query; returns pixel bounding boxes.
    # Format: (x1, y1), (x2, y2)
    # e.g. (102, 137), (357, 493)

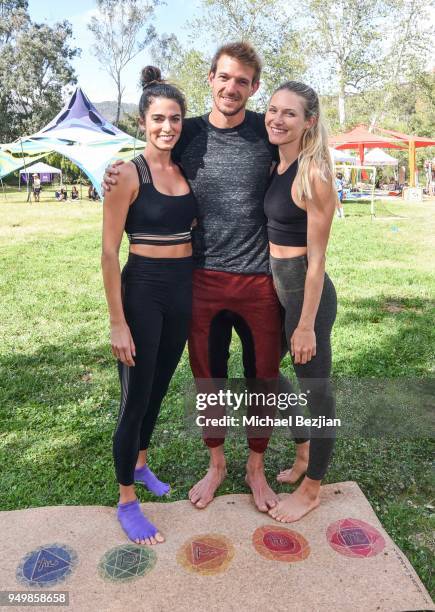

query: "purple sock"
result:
(134, 464), (170, 496)
(117, 499), (158, 542)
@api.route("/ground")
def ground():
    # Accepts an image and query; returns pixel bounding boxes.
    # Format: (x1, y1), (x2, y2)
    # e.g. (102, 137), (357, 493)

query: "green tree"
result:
(0, 0), (28, 45)
(45, 152), (83, 184)
(118, 111), (141, 137)
(88, 0), (160, 126)
(305, 0), (434, 130)
(368, 0), (434, 129)
(150, 32), (182, 77)
(188, 0), (306, 107)
(305, 0), (390, 127)
(149, 34), (210, 115)
(170, 50), (211, 117)
(0, 1), (29, 140)
(0, 6), (79, 142)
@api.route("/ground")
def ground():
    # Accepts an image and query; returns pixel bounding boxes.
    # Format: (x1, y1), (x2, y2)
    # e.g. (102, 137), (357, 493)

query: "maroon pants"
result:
(188, 269), (281, 453)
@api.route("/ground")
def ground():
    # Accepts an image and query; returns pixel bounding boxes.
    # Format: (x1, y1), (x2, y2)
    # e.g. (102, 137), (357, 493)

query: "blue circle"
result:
(16, 544), (78, 588)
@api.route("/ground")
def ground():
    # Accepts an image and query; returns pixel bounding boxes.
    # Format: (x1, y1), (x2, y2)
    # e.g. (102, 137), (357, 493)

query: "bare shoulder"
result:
(117, 160), (138, 182)
(308, 163), (335, 206)
(106, 160), (138, 195)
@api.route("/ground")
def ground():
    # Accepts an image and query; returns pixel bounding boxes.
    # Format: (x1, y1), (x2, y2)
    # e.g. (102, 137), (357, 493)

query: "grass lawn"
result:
(0, 187), (434, 595)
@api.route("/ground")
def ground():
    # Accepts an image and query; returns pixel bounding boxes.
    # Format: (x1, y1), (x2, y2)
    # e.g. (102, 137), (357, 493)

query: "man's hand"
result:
(102, 159), (125, 194)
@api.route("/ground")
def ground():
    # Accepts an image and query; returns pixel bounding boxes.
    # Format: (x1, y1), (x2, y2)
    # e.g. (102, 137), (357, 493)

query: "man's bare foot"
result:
(245, 452), (279, 512)
(188, 464), (227, 509)
(268, 478), (320, 522)
(277, 441), (310, 484)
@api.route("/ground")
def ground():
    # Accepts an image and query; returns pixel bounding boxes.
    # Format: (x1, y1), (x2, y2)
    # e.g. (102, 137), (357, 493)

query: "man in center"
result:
(172, 42), (283, 512)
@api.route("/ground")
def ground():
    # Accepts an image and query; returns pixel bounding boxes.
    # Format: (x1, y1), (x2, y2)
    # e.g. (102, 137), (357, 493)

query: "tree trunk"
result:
(115, 81), (122, 127)
(338, 75), (346, 127)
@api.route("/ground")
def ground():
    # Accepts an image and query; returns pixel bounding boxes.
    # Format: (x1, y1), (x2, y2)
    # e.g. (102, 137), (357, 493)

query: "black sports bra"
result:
(125, 154), (197, 246)
(263, 159), (307, 247)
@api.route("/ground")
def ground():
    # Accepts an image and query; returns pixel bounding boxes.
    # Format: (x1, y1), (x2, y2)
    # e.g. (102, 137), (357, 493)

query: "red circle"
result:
(252, 526), (310, 562)
(263, 532), (302, 554)
(327, 518), (385, 558)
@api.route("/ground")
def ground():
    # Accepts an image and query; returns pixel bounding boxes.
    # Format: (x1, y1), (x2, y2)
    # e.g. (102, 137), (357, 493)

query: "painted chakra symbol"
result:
(16, 544), (78, 588)
(177, 534), (234, 575)
(326, 518), (386, 558)
(98, 544), (157, 583)
(252, 525), (310, 562)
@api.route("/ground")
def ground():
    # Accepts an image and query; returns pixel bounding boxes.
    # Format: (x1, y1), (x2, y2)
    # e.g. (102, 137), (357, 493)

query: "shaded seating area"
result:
(0, 87), (145, 197)
(329, 124), (435, 199)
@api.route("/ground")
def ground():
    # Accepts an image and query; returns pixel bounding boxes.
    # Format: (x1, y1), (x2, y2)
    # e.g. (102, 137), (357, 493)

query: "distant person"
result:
(32, 174), (41, 202)
(88, 185), (99, 201)
(55, 187), (67, 202)
(71, 186), (79, 200)
(55, 188), (67, 201)
(425, 160), (435, 196)
(335, 172), (345, 218)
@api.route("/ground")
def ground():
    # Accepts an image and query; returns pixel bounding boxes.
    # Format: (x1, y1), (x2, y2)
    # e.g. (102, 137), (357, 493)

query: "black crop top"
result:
(125, 154), (197, 246)
(263, 159), (307, 247)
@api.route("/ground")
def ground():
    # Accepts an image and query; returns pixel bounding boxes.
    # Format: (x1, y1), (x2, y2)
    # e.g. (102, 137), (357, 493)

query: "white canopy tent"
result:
(335, 164), (378, 219)
(0, 87), (145, 196)
(329, 147), (357, 164)
(364, 148), (399, 166)
(19, 161), (62, 188)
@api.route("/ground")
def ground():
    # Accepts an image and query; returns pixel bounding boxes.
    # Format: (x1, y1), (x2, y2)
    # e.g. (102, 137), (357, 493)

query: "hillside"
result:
(94, 101), (138, 123)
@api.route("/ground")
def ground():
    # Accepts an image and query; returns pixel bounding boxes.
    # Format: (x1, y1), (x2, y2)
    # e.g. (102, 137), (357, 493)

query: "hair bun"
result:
(141, 66), (162, 89)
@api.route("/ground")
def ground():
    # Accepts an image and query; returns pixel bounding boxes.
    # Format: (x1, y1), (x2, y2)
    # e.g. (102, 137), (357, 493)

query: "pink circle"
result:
(327, 518), (385, 558)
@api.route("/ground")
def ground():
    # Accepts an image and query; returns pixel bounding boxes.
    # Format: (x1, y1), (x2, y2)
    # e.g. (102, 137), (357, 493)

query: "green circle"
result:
(98, 544), (157, 583)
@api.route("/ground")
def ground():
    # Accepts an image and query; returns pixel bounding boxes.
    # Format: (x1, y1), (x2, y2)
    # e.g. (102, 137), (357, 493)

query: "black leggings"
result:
(270, 254), (337, 481)
(113, 253), (193, 486)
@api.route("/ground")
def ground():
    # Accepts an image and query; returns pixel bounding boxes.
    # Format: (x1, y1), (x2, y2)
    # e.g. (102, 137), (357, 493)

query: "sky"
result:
(28, 0), (202, 103)
(26, 1), (435, 105)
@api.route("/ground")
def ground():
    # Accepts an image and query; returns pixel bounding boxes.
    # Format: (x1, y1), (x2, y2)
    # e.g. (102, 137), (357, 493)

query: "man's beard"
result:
(217, 97), (246, 117)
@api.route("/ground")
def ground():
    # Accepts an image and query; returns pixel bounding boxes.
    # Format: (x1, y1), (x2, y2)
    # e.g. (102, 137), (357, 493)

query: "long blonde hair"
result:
(273, 81), (334, 202)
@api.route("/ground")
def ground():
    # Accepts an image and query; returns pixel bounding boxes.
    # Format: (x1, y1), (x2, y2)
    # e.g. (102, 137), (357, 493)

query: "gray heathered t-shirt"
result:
(173, 111), (278, 275)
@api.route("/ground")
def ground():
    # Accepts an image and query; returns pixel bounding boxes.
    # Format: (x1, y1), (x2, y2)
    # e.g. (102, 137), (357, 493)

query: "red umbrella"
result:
(329, 125), (406, 164)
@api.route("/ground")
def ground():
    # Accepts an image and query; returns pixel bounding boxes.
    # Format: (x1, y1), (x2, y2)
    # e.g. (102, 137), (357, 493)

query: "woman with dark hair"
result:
(264, 81), (337, 522)
(102, 66), (196, 545)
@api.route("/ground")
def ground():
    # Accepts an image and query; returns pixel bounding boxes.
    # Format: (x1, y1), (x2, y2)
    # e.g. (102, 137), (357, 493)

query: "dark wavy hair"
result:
(138, 66), (186, 119)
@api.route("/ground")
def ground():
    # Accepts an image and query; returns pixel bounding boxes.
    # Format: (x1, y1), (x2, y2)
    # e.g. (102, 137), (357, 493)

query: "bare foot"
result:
(268, 483), (320, 522)
(245, 466), (279, 512)
(277, 441), (310, 484)
(188, 464), (227, 509)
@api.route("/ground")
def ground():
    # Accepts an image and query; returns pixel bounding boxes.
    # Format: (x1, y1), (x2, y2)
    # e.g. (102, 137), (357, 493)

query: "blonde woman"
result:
(263, 81), (337, 522)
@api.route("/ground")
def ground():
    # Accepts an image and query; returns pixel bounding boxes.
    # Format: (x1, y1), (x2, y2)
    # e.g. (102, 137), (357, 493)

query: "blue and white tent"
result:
(0, 88), (144, 195)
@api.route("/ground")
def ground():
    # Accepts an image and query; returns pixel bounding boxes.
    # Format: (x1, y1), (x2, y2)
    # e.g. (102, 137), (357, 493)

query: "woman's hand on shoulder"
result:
(103, 161), (136, 199)
(102, 159), (126, 194)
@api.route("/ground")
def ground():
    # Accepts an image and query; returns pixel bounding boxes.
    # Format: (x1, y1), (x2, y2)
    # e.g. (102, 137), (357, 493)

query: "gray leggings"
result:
(270, 254), (337, 481)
